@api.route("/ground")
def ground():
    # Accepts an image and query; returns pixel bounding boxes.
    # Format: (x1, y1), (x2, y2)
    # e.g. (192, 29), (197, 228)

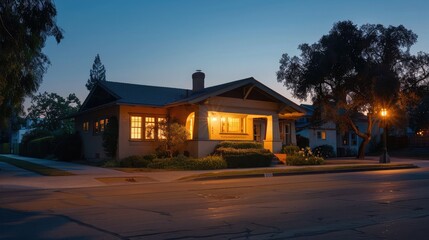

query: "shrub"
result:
(312, 145), (336, 158)
(286, 147), (324, 166)
(1, 143), (10, 154)
(183, 156), (227, 170)
(26, 136), (55, 158)
(103, 159), (120, 167)
(54, 132), (82, 161)
(286, 155), (324, 165)
(281, 145), (300, 155)
(102, 116), (118, 158)
(296, 135), (309, 149)
(20, 129), (52, 156)
(120, 155), (152, 168)
(215, 141), (263, 149)
(222, 152), (273, 168)
(214, 147), (270, 155)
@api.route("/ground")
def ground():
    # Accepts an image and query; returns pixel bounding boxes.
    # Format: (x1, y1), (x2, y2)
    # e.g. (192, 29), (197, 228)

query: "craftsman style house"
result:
(75, 71), (305, 160)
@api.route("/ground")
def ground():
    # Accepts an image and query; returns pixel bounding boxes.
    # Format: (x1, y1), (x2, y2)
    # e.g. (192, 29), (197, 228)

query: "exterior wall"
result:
(75, 105), (119, 160)
(117, 105), (168, 160)
(298, 121), (337, 151)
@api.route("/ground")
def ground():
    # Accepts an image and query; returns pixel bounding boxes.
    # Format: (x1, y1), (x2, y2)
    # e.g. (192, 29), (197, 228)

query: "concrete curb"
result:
(186, 164), (419, 181)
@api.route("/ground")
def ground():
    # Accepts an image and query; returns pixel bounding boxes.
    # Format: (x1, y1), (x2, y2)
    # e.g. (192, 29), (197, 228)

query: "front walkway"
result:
(1, 154), (427, 190)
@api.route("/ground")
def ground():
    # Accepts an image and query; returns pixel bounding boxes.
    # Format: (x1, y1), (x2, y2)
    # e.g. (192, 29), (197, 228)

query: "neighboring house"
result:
(296, 104), (380, 156)
(74, 71), (305, 160)
(295, 104), (337, 151)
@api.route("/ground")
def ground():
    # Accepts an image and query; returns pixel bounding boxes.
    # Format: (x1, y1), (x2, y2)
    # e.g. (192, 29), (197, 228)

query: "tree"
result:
(27, 92), (81, 133)
(86, 54), (106, 91)
(157, 122), (189, 158)
(0, 0), (63, 126)
(277, 21), (429, 159)
(103, 116), (118, 158)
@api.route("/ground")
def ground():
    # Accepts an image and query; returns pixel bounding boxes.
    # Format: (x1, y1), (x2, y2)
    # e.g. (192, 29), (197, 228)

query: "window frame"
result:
(129, 114), (167, 141)
(220, 116), (247, 134)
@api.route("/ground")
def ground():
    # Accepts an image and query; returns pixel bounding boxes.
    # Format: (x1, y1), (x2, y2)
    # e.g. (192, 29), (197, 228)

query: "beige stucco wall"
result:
(117, 105), (168, 160)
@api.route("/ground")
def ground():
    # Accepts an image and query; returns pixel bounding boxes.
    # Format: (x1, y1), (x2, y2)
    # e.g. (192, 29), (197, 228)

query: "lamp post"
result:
(379, 108), (390, 163)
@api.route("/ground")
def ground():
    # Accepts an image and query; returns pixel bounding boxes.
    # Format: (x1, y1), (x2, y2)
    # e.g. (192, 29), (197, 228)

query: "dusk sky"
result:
(39, 0), (429, 108)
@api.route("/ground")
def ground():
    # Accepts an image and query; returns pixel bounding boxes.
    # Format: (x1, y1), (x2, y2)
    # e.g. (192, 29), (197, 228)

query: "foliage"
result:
(286, 155), (325, 166)
(409, 93), (429, 132)
(26, 136), (55, 158)
(313, 145), (336, 158)
(102, 116), (118, 158)
(86, 54), (107, 91)
(1, 143), (10, 154)
(147, 155), (227, 170)
(20, 129), (52, 155)
(281, 145), (300, 155)
(27, 92), (81, 133)
(54, 132), (82, 161)
(120, 155), (152, 168)
(277, 21), (429, 159)
(296, 135), (309, 149)
(221, 152), (273, 168)
(0, 0), (63, 126)
(215, 141), (263, 149)
(158, 122), (188, 158)
(214, 147), (271, 155)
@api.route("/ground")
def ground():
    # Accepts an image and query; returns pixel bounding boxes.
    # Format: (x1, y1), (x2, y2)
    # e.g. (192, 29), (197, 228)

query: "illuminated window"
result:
(220, 116), (246, 133)
(83, 121), (89, 132)
(145, 117), (155, 140)
(130, 116), (142, 139)
(158, 117), (167, 139)
(94, 121), (100, 134)
(317, 131), (326, 140)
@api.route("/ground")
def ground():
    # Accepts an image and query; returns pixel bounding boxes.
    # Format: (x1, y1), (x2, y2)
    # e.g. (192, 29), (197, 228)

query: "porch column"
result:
(264, 114), (282, 153)
(193, 105), (209, 140)
(290, 121), (297, 145)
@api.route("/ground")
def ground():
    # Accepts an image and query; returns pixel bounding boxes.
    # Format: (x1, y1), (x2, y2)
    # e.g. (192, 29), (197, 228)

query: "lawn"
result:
(0, 156), (75, 176)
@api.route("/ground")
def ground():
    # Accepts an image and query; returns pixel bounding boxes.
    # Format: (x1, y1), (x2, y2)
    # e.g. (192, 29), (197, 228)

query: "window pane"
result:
(145, 117), (155, 139)
(158, 117), (167, 139)
(130, 116), (142, 139)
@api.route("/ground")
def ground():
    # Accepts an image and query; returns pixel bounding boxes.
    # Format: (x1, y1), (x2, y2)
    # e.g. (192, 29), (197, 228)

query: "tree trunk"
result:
(357, 136), (370, 159)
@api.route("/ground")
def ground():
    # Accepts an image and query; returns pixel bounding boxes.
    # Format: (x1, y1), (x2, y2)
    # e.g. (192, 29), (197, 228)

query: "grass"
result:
(178, 163), (417, 181)
(0, 156), (75, 176)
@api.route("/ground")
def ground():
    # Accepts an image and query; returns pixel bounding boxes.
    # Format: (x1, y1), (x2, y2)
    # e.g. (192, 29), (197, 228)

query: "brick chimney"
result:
(192, 70), (205, 92)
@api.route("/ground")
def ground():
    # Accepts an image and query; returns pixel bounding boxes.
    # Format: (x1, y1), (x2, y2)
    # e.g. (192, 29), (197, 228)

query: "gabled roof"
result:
(78, 77), (305, 115)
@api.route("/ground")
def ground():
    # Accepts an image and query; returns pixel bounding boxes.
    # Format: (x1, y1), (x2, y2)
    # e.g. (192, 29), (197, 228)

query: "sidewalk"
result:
(0, 154), (426, 190)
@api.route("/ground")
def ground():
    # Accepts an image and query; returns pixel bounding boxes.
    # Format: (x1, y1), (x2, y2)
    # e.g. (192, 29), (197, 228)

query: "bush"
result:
(286, 155), (324, 165)
(222, 152), (273, 168)
(20, 129), (52, 156)
(214, 147), (271, 155)
(146, 155), (228, 170)
(296, 135), (309, 149)
(281, 145), (300, 155)
(54, 132), (82, 161)
(312, 145), (336, 158)
(1, 143), (10, 154)
(184, 156), (227, 170)
(215, 141), (263, 149)
(26, 136), (55, 158)
(120, 155), (152, 168)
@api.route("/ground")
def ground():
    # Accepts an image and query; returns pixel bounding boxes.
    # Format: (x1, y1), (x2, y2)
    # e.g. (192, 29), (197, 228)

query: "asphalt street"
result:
(1, 160), (429, 239)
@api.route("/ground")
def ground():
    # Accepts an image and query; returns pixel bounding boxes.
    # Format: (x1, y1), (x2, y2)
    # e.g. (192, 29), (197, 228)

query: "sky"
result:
(38, 0), (429, 109)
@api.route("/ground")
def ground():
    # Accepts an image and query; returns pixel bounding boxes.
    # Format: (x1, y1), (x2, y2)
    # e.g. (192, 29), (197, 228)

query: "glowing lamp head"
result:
(381, 108), (387, 118)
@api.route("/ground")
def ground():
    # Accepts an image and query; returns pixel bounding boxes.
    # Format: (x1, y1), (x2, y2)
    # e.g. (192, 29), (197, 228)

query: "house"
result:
(74, 71), (305, 160)
(295, 104), (337, 151)
(296, 104), (380, 156)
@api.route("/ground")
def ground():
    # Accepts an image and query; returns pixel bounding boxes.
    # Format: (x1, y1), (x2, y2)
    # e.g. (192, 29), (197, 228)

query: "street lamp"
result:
(379, 108), (390, 163)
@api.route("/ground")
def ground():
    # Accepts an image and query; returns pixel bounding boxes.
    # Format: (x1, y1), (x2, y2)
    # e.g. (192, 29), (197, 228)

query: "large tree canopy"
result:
(86, 54), (106, 91)
(27, 92), (81, 133)
(277, 21), (429, 159)
(0, 0), (63, 126)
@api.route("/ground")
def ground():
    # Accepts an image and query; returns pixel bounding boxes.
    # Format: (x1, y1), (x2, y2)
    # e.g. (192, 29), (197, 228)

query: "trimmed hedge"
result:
(215, 141), (263, 149)
(222, 152), (273, 168)
(286, 155), (324, 166)
(215, 147), (271, 155)
(147, 155), (227, 170)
